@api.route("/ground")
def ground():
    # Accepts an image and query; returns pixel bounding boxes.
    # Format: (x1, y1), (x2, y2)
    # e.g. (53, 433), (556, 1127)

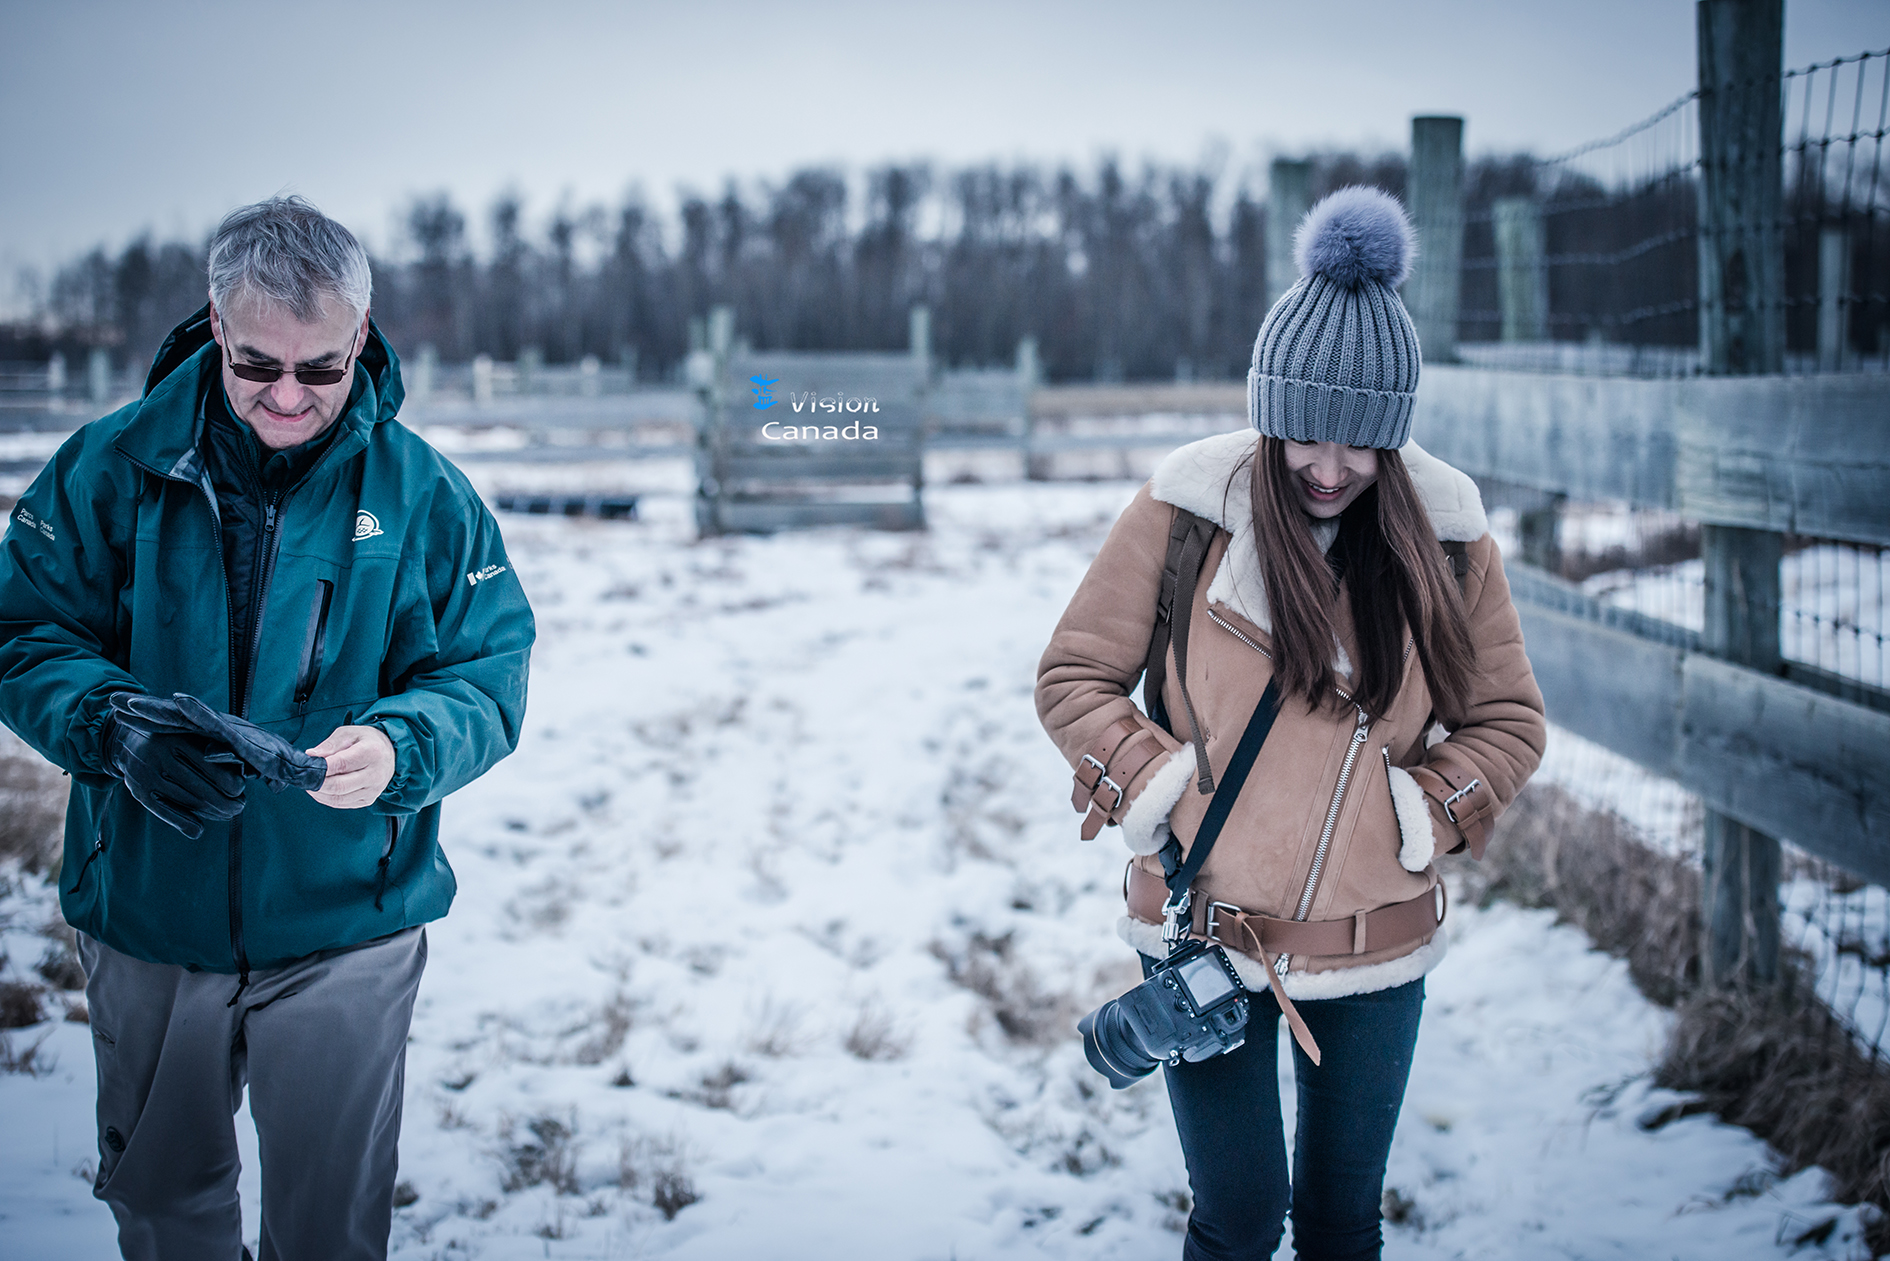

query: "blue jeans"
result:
(1149, 957), (1425, 1261)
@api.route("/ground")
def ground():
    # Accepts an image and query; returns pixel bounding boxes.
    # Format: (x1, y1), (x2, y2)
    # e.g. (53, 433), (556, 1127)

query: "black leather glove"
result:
(102, 696), (248, 839)
(107, 693), (328, 793)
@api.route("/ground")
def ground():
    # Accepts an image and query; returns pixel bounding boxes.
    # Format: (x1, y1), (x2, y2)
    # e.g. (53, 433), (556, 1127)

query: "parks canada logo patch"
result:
(354, 510), (384, 541)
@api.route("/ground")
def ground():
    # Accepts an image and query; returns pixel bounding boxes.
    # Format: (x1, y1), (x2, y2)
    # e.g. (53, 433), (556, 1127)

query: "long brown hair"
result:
(1249, 436), (1477, 724)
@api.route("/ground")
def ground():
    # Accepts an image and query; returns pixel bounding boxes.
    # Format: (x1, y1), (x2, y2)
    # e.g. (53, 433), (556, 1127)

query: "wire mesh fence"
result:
(1458, 47), (1890, 378)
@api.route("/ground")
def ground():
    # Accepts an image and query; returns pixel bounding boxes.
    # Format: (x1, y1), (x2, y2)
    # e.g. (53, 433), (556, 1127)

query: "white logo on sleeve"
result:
(354, 510), (384, 541)
(13, 506), (55, 542)
(467, 564), (507, 587)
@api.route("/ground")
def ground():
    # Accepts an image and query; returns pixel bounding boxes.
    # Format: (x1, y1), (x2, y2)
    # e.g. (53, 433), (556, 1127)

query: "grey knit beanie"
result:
(1247, 186), (1421, 449)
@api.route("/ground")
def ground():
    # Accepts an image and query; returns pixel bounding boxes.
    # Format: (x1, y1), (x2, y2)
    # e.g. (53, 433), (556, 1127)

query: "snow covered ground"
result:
(0, 477), (1879, 1259)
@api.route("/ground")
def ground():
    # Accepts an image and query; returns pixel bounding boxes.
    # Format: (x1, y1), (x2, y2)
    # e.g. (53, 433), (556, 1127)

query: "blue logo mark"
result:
(750, 376), (779, 409)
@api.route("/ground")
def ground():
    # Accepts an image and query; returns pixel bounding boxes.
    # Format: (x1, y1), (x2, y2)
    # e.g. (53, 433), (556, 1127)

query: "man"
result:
(0, 196), (535, 1260)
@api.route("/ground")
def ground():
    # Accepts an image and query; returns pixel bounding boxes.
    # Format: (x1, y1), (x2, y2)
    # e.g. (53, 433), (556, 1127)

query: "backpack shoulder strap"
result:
(1441, 539), (1470, 596)
(1143, 507), (1217, 795)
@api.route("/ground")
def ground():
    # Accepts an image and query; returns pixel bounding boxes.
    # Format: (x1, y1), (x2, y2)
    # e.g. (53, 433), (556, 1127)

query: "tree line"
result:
(10, 152), (1877, 383)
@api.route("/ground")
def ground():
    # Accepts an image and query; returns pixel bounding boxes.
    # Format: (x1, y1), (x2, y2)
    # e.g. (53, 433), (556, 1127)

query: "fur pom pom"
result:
(1293, 186), (1417, 289)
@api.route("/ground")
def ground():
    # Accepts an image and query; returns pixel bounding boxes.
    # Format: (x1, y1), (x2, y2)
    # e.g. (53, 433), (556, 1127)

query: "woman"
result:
(1035, 187), (1546, 1260)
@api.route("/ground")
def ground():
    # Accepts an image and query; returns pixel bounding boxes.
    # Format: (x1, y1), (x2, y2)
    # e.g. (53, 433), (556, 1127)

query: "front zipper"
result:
(1208, 606), (1371, 975)
(240, 494), (284, 718)
(130, 429), (347, 1002)
(1296, 707), (1372, 922)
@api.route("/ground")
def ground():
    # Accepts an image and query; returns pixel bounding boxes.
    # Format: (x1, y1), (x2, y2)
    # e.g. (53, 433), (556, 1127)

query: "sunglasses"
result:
(225, 344), (355, 387)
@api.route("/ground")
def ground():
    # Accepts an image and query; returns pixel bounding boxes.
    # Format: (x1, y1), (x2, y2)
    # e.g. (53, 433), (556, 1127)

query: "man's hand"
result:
(305, 725), (396, 809)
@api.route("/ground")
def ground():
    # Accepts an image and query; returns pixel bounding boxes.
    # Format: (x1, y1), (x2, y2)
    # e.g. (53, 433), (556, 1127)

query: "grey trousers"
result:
(78, 927), (427, 1261)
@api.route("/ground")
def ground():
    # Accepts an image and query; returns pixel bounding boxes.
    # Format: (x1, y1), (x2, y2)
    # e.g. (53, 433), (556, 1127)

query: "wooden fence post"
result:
(1698, 0), (1785, 377)
(88, 348), (112, 406)
(1520, 492), (1565, 573)
(47, 353), (66, 396)
(1697, 0), (1785, 988)
(517, 346), (543, 396)
(1407, 117), (1465, 364)
(1494, 196), (1548, 343)
(909, 306), (932, 382)
(1818, 226), (1850, 371)
(412, 344), (436, 401)
(1266, 159), (1313, 311)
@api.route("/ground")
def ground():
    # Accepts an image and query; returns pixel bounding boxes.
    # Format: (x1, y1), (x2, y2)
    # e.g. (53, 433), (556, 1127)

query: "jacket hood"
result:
(144, 302), (405, 427)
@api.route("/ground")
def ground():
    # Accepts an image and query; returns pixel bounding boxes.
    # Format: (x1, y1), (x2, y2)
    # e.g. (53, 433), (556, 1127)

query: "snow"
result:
(0, 478), (1878, 1259)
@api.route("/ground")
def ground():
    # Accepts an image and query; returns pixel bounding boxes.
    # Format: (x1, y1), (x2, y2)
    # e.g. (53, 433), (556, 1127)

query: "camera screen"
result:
(1176, 952), (1236, 1009)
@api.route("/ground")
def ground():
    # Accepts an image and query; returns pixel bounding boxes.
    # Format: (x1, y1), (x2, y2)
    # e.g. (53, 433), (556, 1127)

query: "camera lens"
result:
(1078, 1001), (1162, 1089)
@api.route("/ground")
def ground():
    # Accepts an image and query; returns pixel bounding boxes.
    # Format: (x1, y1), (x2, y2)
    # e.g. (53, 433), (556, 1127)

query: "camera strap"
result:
(1155, 675), (1323, 1065)
(1158, 677), (1281, 944)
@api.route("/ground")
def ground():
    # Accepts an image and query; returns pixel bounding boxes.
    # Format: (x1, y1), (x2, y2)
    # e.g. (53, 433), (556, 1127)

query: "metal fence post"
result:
(1697, 0), (1785, 988)
(1493, 197), (1548, 343)
(1266, 158), (1313, 312)
(1407, 117), (1465, 364)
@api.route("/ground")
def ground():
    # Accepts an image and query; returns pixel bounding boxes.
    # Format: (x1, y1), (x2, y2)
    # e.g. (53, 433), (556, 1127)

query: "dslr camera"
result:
(1078, 938), (1250, 1088)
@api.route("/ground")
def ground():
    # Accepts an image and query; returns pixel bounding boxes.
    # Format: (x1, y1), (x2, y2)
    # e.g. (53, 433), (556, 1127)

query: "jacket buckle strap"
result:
(1204, 900), (1242, 944)
(1352, 910), (1369, 955)
(1440, 777), (1483, 825)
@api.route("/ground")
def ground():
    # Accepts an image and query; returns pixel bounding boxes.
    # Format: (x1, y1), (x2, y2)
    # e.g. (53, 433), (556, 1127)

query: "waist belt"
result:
(1126, 861), (1446, 959)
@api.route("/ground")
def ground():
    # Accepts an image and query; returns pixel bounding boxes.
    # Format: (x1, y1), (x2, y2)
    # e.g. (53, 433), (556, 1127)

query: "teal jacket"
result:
(0, 309), (535, 972)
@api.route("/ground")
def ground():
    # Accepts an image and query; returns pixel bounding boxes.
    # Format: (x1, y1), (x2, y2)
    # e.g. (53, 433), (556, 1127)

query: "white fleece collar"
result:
(1148, 431), (1488, 637)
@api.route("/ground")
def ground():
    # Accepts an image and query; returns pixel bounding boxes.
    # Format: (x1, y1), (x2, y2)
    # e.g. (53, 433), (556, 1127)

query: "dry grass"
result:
(497, 1113), (581, 1195)
(842, 996), (911, 1062)
(1656, 988), (1890, 1253)
(0, 732), (67, 878)
(929, 930), (1078, 1047)
(1461, 780), (1890, 1252)
(569, 991), (633, 1065)
(1445, 780), (1699, 1005)
(0, 980), (46, 1029)
(618, 1133), (700, 1221)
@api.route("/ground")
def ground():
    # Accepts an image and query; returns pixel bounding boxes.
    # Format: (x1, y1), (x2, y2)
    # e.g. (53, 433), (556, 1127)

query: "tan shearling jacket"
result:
(1035, 432), (1546, 999)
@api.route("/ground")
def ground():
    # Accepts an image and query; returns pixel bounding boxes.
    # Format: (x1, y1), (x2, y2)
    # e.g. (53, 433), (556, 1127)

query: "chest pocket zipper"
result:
(292, 579), (335, 709)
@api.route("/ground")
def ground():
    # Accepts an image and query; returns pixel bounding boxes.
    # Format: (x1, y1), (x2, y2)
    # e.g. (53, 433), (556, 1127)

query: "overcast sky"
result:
(2, 0), (1885, 308)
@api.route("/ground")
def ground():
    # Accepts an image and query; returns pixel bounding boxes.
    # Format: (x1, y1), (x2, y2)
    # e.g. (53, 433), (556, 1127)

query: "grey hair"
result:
(207, 195), (372, 324)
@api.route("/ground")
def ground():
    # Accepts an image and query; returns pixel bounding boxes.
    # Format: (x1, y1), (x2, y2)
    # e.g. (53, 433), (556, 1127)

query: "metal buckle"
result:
(1203, 901), (1242, 943)
(1096, 775), (1124, 815)
(1076, 753), (1107, 788)
(1441, 777), (1482, 825)
(1161, 887), (1192, 945)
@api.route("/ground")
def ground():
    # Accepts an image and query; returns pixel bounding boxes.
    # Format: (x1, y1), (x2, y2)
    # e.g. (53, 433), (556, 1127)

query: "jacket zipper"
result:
(67, 834), (105, 894)
(126, 412), (353, 1002)
(1207, 606), (1371, 975)
(222, 491), (285, 1007)
(293, 579), (335, 707)
(375, 817), (399, 911)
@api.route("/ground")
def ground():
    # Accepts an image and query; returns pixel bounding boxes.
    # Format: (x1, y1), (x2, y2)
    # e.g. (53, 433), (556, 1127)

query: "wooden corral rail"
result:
(1413, 365), (1890, 885)
(1418, 366), (1890, 546)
